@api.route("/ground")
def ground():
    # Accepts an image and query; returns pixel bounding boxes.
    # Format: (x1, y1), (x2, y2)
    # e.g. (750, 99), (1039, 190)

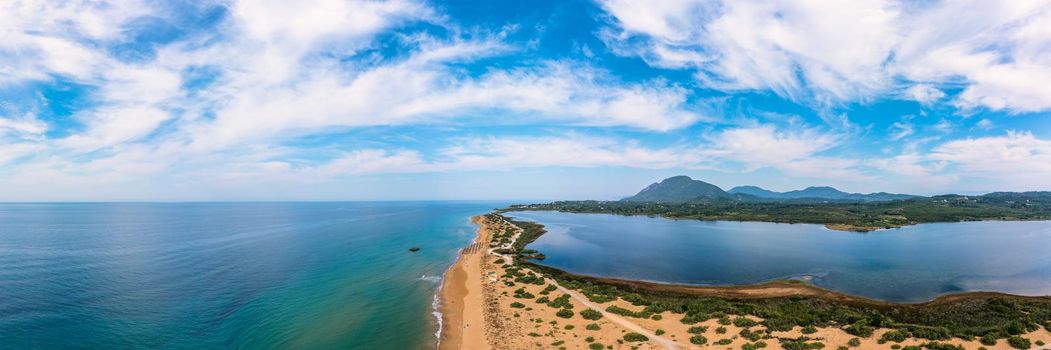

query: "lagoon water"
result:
(0, 202), (501, 349)
(508, 211), (1051, 302)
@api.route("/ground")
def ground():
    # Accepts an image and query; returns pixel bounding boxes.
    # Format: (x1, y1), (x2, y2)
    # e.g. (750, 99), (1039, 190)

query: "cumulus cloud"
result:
(599, 0), (1051, 112)
(702, 125), (865, 180)
(295, 134), (710, 177)
(0, 0), (710, 191)
(929, 131), (1051, 189)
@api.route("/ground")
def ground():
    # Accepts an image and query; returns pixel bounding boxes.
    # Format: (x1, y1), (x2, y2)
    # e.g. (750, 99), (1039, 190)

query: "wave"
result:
(418, 275), (442, 283)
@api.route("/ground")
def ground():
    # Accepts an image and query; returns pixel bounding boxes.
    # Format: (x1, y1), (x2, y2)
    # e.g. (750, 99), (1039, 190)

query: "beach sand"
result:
(438, 216), (492, 350)
(439, 214), (1051, 350)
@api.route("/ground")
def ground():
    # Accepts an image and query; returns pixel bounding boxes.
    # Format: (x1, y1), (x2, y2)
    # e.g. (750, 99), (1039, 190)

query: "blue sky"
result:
(1, 0), (1049, 201)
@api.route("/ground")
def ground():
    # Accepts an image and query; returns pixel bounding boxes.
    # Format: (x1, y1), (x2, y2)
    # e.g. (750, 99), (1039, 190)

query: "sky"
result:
(0, 0), (1050, 201)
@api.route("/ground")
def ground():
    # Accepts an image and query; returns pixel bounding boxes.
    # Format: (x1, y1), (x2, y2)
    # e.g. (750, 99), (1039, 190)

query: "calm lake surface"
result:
(508, 211), (1051, 302)
(0, 202), (502, 349)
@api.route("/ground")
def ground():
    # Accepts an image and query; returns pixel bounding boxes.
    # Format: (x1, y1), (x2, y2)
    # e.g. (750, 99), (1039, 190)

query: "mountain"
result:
(725, 185), (782, 198)
(623, 176), (730, 203)
(728, 185), (915, 202)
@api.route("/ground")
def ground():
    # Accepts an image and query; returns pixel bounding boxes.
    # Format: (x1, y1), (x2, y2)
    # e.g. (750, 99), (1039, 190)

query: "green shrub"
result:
(980, 332), (999, 346)
(585, 323), (601, 331)
(510, 302), (525, 308)
(734, 317), (758, 328)
(881, 330), (907, 343)
(891, 345), (901, 350)
(580, 308), (602, 320)
(715, 339), (733, 345)
(716, 326), (727, 334)
(837, 347), (849, 350)
(903, 346), (921, 350)
(687, 326), (708, 334)
(690, 335), (707, 345)
(527, 332), (540, 337)
(718, 315), (732, 325)
(513, 288), (534, 299)
(655, 329), (665, 336)
(564, 325), (574, 330)
(493, 258), (505, 264)
(605, 305), (647, 318)
(551, 340), (564, 346)
(535, 296), (550, 304)
(1035, 340), (1044, 346)
(847, 338), (861, 347)
(556, 309), (573, 319)
(623, 332), (648, 342)
(920, 342), (963, 350)
(1007, 336), (1031, 349)
(781, 341), (825, 350)
(588, 343), (603, 350)
(548, 294), (572, 309)
(1006, 322), (1027, 335)
(740, 328), (761, 342)
(651, 314), (662, 320)
(845, 320), (874, 337)
(802, 325), (817, 334)
(743, 341), (768, 350)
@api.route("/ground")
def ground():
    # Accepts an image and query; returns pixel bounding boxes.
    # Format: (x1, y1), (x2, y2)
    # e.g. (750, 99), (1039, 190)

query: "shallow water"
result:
(508, 211), (1051, 302)
(0, 202), (501, 349)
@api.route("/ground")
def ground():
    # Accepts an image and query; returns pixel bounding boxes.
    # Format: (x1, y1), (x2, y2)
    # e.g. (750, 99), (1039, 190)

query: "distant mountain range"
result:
(727, 185), (916, 202)
(623, 176), (917, 203)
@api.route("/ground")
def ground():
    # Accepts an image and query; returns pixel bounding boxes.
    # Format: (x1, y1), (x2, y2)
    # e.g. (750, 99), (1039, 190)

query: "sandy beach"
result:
(438, 216), (492, 350)
(439, 214), (1051, 350)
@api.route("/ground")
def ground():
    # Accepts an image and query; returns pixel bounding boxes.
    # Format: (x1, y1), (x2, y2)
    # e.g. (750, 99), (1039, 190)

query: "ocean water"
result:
(508, 211), (1051, 302)
(0, 202), (502, 349)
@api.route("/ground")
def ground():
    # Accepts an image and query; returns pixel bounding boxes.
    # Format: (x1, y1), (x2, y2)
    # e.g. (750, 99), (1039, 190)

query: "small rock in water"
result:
(409, 247), (420, 252)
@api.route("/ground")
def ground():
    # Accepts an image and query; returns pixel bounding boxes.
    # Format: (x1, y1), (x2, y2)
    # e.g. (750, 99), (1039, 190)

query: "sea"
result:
(0, 202), (503, 349)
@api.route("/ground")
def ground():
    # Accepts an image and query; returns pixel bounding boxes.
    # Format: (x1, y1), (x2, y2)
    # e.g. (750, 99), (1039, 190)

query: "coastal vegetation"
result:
(622, 332), (648, 342)
(579, 308), (602, 320)
(510, 191), (1051, 231)
(527, 260), (1051, 344)
(485, 211), (1051, 346)
(473, 211), (1050, 350)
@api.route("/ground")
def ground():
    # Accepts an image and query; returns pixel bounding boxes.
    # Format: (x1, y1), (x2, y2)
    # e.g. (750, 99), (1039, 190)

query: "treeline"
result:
(509, 192), (1051, 231)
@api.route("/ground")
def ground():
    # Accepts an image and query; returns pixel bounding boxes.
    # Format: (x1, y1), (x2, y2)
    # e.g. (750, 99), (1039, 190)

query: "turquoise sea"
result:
(509, 211), (1051, 302)
(0, 202), (502, 349)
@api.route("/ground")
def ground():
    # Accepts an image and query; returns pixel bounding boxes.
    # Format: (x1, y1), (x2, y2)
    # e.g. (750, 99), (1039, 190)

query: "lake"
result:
(0, 202), (502, 349)
(507, 211), (1051, 302)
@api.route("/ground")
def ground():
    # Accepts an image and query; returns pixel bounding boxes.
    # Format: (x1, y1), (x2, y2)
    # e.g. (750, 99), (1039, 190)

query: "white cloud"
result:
(904, 84), (946, 105)
(929, 131), (1051, 189)
(599, 0), (1051, 112)
(703, 124), (862, 179)
(889, 122), (913, 141)
(0, 0), (710, 185)
(600, 0), (899, 103)
(0, 114), (47, 140)
(976, 119), (994, 130)
(299, 134), (708, 177)
(0, 0), (149, 83)
(59, 106), (173, 152)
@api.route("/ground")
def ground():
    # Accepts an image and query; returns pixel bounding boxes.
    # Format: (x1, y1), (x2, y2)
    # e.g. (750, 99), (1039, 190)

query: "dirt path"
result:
(554, 284), (680, 350)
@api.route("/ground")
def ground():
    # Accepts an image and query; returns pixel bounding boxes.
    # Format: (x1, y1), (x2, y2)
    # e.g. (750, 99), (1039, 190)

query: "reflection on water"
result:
(508, 211), (1051, 302)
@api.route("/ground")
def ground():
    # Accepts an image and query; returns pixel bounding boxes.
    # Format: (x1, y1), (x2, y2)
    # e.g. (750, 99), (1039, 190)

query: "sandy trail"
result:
(554, 283), (679, 349)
